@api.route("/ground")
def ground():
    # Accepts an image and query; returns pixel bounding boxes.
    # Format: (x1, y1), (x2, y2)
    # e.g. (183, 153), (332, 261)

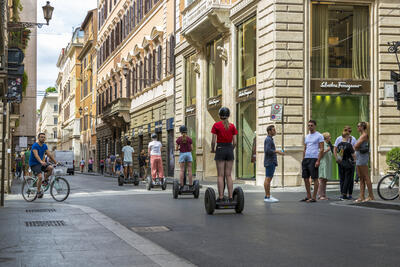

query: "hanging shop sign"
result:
(311, 80), (370, 93)
(185, 105), (196, 116)
(236, 86), (256, 103)
(207, 95), (222, 110)
(166, 118), (174, 131)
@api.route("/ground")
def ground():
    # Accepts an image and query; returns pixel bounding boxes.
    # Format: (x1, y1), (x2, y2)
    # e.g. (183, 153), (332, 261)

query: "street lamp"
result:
(122, 65), (129, 76)
(8, 1), (54, 29)
(79, 107), (95, 118)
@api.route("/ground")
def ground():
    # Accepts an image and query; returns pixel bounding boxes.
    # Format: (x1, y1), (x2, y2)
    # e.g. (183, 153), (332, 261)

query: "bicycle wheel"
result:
(377, 174), (399, 200)
(21, 178), (38, 202)
(50, 177), (70, 202)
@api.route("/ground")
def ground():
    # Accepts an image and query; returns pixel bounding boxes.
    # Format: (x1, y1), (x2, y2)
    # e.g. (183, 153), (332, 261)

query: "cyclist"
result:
(29, 133), (57, 198)
(211, 107), (238, 202)
(176, 125), (193, 188)
(148, 133), (164, 183)
(122, 140), (134, 179)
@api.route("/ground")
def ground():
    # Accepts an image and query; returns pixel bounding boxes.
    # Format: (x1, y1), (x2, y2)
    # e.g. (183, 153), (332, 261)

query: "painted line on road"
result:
(68, 204), (195, 267)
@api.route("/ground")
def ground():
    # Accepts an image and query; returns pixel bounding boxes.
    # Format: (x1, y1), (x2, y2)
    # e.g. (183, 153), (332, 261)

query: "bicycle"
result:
(377, 161), (400, 201)
(21, 164), (70, 202)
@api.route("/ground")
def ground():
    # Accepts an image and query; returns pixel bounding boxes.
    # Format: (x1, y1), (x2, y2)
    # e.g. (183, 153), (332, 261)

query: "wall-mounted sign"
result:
(236, 86), (256, 103)
(166, 118), (174, 131)
(207, 95), (222, 110)
(311, 79), (370, 93)
(138, 128), (143, 136)
(155, 120), (163, 133)
(185, 105), (196, 116)
(270, 104), (283, 121)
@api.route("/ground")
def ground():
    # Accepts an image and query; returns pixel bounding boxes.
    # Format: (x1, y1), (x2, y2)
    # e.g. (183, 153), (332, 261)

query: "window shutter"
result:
(152, 49), (156, 83)
(132, 2), (136, 28)
(127, 70), (131, 98)
(157, 45), (162, 80)
(169, 35), (175, 74)
(148, 54), (152, 85)
(165, 39), (169, 76)
(139, 61), (143, 91)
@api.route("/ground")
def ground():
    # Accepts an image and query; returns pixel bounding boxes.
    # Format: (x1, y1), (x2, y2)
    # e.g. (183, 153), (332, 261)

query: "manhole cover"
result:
(25, 220), (65, 227)
(351, 202), (400, 211)
(26, 209), (56, 213)
(131, 226), (170, 233)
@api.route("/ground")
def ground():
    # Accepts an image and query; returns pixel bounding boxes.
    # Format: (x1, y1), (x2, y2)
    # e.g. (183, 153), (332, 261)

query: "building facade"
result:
(56, 28), (83, 167)
(96, 0), (175, 175)
(78, 9), (98, 172)
(174, 0), (400, 186)
(38, 92), (58, 151)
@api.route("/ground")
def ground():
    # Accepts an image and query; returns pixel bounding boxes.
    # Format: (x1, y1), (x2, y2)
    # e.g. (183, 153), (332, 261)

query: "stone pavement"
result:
(0, 199), (193, 267)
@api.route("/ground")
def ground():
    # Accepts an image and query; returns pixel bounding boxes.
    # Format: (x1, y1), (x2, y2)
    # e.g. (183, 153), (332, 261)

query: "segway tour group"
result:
(118, 140), (140, 186)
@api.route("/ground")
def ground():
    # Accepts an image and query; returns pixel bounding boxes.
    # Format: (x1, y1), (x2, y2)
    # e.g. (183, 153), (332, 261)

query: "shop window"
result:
(185, 54), (197, 106)
(311, 4), (369, 79)
(207, 38), (223, 98)
(237, 17), (256, 90)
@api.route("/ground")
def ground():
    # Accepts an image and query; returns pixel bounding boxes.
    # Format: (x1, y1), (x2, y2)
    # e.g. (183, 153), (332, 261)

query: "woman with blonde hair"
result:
(354, 122), (374, 202)
(317, 132), (333, 200)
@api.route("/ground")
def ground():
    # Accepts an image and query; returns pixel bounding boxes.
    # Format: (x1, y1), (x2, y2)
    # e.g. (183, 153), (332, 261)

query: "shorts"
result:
(214, 143), (234, 161)
(124, 161), (132, 167)
(115, 165), (122, 171)
(302, 158), (319, 179)
(30, 164), (48, 175)
(179, 152), (193, 163)
(265, 164), (276, 178)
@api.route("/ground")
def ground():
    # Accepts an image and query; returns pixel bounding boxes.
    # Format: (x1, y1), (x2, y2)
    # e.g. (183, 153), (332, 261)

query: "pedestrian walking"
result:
(336, 132), (356, 200)
(263, 125), (284, 203)
(80, 158), (85, 173)
(176, 125), (193, 187)
(317, 132), (333, 200)
(301, 120), (324, 202)
(88, 157), (93, 172)
(15, 154), (23, 179)
(110, 154), (116, 175)
(106, 155), (111, 174)
(148, 133), (164, 182)
(138, 149), (148, 179)
(354, 122), (374, 202)
(22, 145), (31, 176)
(114, 154), (122, 177)
(100, 159), (105, 174)
(211, 107), (238, 202)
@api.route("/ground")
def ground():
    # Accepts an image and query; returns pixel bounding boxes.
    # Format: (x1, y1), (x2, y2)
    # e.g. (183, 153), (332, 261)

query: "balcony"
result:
(181, 0), (231, 49)
(101, 98), (131, 127)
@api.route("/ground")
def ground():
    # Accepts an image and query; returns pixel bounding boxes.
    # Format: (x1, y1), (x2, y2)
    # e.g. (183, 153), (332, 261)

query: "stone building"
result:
(96, 0), (176, 176)
(38, 92), (58, 151)
(78, 9), (98, 172)
(174, 0), (400, 186)
(56, 28), (83, 167)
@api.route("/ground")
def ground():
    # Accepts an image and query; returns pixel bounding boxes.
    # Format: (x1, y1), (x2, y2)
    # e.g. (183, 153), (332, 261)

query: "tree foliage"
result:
(45, 87), (57, 93)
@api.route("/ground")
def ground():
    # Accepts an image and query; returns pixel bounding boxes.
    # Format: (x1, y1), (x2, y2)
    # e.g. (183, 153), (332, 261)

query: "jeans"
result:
(339, 164), (354, 196)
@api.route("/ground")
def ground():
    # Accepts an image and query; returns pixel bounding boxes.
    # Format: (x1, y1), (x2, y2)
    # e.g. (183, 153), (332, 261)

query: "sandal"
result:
(300, 197), (310, 202)
(307, 199), (317, 203)
(362, 197), (373, 202)
(354, 198), (363, 203)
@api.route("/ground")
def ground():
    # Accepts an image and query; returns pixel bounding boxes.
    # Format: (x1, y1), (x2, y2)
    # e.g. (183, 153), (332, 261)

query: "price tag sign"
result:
(271, 104), (283, 121)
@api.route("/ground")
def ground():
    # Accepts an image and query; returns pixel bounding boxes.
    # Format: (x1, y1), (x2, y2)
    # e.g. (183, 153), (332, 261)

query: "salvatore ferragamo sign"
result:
(311, 80), (370, 93)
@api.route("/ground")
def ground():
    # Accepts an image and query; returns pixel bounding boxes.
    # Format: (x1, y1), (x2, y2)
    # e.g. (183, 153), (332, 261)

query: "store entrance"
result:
(186, 116), (196, 176)
(312, 95), (369, 180)
(236, 100), (256, 179)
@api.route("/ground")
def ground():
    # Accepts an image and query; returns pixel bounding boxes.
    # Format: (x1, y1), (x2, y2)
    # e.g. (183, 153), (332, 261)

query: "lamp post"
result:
(8, 1), (54, 29)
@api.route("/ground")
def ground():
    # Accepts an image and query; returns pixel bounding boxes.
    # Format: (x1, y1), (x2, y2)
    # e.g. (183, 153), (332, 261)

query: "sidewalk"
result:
(0, 200), (193, 267)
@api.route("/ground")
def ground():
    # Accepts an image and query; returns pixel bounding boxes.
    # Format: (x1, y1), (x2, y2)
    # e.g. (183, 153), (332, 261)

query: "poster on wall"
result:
(19, 136), (27, 148)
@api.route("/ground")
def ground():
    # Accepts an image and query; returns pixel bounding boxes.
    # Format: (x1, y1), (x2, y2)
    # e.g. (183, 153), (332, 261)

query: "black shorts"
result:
(31, 164), (49, 175)
(215, 143), (234, 161)
(302, 158), (319, 179)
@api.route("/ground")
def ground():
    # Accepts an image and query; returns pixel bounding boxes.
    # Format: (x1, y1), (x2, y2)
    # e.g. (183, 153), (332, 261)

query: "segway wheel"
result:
(193, 180), (200, 199)
(161, 178), (167, 190)
(118, 175), (124, 186)
(133, 172), (140, 186)
(173, 180), (179, 199)
(146, 176), (152, 191)
(233, 187), (244, 214)
(204, 187), (216, 215)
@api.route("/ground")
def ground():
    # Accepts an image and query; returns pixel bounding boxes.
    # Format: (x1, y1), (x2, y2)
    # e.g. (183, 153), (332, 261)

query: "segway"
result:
(172, 167), (200, 199)
(204, 178), (244, 215)
(146, 174), (167, 190)
(118, 166), (140, 186)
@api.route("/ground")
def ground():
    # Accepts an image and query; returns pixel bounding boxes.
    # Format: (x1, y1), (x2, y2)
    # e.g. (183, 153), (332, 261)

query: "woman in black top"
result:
(336, 132), (355, 200)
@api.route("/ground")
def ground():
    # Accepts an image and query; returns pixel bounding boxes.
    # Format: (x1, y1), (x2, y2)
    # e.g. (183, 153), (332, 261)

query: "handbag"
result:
(359, 142), (369, 154)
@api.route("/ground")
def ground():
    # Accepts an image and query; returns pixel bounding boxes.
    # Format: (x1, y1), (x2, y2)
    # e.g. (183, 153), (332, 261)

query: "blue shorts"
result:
(115, 165), (121, 171)
(179, 152), (193, 163)
(265, 164), (276, 178)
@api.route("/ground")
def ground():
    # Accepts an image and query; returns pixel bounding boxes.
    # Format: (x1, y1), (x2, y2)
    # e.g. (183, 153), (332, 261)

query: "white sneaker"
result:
(264, 197), (278, 203)
(269, 196), (279, 202)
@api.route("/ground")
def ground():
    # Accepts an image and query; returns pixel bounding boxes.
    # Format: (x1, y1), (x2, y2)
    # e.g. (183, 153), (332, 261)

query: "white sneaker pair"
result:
(264, 196), (279, 203)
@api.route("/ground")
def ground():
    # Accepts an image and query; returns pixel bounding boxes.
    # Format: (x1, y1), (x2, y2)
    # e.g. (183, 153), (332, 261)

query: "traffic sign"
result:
(271, 104), (283, 121)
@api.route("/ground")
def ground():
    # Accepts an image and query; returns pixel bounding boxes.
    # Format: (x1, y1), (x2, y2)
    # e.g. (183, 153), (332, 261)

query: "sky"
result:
(36, 0), (97, 107)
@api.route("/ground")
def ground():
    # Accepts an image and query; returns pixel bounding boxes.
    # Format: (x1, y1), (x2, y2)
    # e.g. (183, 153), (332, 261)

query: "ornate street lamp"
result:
(8, 1), (54, 29)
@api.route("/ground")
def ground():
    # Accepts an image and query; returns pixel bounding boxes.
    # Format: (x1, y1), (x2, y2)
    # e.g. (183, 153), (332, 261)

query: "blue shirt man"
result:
(29, 142), (48, 167)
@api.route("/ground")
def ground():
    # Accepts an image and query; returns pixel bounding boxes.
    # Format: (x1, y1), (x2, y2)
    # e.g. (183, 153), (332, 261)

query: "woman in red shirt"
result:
(211, 107), (238, 202)
(176, 125), (193, 187)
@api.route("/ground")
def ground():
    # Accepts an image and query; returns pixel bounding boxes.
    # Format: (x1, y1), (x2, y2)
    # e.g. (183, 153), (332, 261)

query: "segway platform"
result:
(204, 187), (244, 214)
(118, 171), (140, 186)
(146, 176), (167, 190)
(172, 180), (200, 199)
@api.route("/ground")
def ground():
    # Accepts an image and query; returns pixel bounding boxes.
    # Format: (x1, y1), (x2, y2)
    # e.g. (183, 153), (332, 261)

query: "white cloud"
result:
(36, 0), (97, 106)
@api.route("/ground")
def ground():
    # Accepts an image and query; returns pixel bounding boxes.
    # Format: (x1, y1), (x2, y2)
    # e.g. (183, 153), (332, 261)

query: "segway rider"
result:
(211, 107), (238, 202)
(122, 140), (134, 179)
(176, 125), (193, 188)
(148, 133), (164, 182)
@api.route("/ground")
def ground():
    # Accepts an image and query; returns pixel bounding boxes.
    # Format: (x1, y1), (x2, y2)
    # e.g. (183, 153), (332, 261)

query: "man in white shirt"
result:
(122, 140), (134, 179)
(301, 120), (324, 202)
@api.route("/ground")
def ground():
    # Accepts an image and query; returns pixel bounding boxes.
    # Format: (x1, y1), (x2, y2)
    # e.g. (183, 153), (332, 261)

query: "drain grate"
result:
(26, 209), (56, 213)
(131, 226), (170, 233)
(351, 202), (400, 211)
(25, 220), (65, 227)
